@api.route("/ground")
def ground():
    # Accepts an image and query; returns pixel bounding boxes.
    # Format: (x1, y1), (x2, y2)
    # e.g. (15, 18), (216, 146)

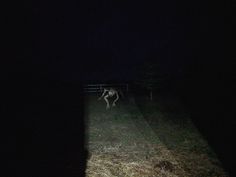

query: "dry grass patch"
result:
(86, 144), (189, 177)
(85, 95), (229, 177)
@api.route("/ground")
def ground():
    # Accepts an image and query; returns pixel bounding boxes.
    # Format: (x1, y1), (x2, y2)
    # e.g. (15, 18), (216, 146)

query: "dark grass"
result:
(134, 92), (228, 177)
(85, 92), (228, 176)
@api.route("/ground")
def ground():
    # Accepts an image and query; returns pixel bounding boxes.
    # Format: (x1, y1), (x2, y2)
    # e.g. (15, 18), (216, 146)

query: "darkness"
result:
(2, 0), (234, 176)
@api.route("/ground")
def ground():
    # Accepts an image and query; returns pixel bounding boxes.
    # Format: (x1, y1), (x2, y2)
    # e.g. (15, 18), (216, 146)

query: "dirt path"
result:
(85, 95), (188, 177)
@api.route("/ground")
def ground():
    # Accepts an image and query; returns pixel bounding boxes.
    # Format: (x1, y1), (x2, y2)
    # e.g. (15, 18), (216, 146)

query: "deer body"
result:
(98, 88), (119, 109)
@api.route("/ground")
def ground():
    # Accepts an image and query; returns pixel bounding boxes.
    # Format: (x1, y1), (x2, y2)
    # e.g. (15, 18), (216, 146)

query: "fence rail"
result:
(83, 83), (129, 93)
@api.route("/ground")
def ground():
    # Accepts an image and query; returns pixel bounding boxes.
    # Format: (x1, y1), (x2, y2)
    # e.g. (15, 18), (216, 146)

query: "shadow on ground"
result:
(2, 80), (87, 177)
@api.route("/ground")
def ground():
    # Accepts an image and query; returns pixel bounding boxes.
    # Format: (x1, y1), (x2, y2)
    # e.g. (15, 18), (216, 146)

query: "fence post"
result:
(126, 84), (129, 92)
(100, 85), (102, 92)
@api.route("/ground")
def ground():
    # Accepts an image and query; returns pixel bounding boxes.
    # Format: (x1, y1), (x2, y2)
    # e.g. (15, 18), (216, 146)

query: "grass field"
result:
(84, 93), (228, 177)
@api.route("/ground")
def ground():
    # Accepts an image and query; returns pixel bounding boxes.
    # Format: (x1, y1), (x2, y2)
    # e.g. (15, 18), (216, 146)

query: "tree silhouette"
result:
(135, 60), (168, 100)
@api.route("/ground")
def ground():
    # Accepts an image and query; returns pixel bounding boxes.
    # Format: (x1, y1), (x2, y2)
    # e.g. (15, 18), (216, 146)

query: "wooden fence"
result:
(83, 83), (129, 93)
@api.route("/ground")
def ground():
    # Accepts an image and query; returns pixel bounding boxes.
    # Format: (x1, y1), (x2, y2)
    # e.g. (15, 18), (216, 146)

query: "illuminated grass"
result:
(85, 94), (228, 177)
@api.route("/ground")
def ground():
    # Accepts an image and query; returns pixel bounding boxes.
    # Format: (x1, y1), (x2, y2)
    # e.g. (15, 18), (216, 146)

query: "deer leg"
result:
(112, 92), (119, 107)
(98, 89), (107, 100)
(104, 95), (110, 109)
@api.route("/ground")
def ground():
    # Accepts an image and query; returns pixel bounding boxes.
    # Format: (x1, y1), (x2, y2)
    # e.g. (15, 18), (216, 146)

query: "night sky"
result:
(21, 0), (227, 82)
(83, 0), (194, 82)
(3, 0), (230, 83)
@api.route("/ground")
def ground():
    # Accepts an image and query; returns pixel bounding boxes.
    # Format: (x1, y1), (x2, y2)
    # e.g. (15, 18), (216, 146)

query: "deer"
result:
(98, 88), (120, 110)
